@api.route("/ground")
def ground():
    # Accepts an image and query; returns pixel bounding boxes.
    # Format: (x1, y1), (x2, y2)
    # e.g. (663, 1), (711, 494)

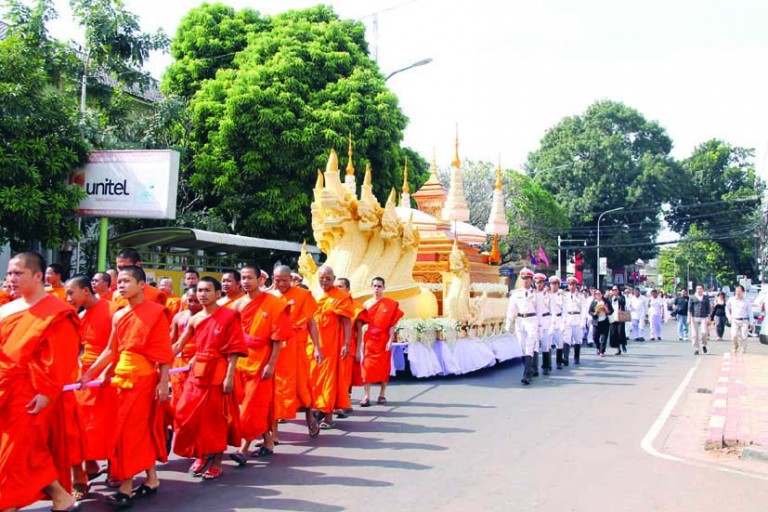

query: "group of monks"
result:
(0, 248), (404, 512)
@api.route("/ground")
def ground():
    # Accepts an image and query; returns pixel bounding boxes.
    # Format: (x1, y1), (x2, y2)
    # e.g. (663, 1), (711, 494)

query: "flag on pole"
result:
(538, 245), (550, 267)
(528, 246), (538, 266)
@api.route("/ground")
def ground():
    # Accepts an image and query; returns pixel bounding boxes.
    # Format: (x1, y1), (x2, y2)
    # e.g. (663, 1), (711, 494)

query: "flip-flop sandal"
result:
(87, 466), (107, 481)
(359, 399), (371, 407)
(308, 418), (320, 438)
(229, 452), (248, 467)
(319, 420), (334, 430)
(131, 483), (159, 500)
(250, 445), (274, 458)
(106, 476), (122, 488)
(189, 456), (213, 476)
(105, 491), (133, 508)
(72, 482), (89, 500)
(377, 396), (387, 405)
(335, 409), (349, 418)
(202, 467), (224, 481)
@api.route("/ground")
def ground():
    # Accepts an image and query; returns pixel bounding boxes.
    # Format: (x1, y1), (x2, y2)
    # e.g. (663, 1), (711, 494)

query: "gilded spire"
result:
(326, 148), (339, 173)
(386, 187), (397, 207)
(363, 162), (372, 186)
(451, 125), (461, 169)
(345, 132), (355, 176)
(495, 157), (502, 191)
(429, 151), (439, 182)
(402, 157), (410, 194)
(315, 168), (324, 189)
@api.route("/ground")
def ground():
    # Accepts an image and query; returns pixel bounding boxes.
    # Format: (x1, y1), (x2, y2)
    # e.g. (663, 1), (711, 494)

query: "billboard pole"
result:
(98, 217), (108, 271)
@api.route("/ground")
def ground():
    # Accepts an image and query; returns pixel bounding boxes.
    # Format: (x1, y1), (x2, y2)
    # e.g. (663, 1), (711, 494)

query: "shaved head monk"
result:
(79, 266), (173, 508)
(270, 265), (322, 440)
(158, 277), (181, 319)
(106, 269), (118, 293)
(217, 270), (244, 308)
(311, 266), (354, 429)
(229, 264), (293, 465)
(66, 274), (118, 499)
(170, 287), (202, 409)
(0, 252), (80, 512)
(113, 248), (167, 309)
(91, 271), (113, 301)
(45, 263), (68, 302)
(173, 277), (247, 480)
(334, 277), (363, 417)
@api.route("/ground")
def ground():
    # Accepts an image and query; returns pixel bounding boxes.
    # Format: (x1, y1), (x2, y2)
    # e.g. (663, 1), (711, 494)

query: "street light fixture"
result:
(385, 57), (433, 81)
(596, 207), (624, 290)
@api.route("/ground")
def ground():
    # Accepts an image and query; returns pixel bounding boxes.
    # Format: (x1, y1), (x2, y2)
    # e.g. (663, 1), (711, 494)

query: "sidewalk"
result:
(705, 338), (768, 452)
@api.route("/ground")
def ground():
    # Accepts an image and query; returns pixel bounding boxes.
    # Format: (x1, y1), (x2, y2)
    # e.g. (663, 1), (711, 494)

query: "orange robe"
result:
(165, 294), (182, 319)
(113, 285), (167, 310)
(271, 287), (317, 420)
(174, 307), (247, 458)
(75, 299), (118, 461)
(171, 311), (195, 409)
(109, 301), (173, 481)
(348, 300), (365, 388)
(99, 290), (114, 302)
(0, 290), (11, 306)
(358, 298), (404, 384)
(46, 285), (68, 302)
(220, 292), (245, 309)
(237, 294), (293, 441)
(0, 296), (80, 510)
(311, 287), (354, 413)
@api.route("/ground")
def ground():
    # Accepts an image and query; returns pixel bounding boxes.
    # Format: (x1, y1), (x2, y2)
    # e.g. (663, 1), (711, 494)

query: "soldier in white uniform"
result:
(547, 276), (563, 374)
(506, 268), (538, 385)
(533, 273), (551, 378)
(561, 276), (586, 366)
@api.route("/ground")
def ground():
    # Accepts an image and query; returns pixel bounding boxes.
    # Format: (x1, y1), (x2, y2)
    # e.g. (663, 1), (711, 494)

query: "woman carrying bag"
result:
(589, 290), (614, 357)
(609, 285), (628, 355)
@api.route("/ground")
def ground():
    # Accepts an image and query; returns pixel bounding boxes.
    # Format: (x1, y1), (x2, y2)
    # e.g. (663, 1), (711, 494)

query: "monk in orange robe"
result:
(79, 265), (172, 508)
(65, 275), (118, 499)
(170, 287), (202, 409)
(357, 277), (404, 406)
(230, 264), (293, 465)
(91, 272), (113, 302)
(0, 287), (11, 306)
(270, 265), (321, 440)
(173, 277), (247, 480)
(311, 266), (354, 429)
(217, 270), (245, 308)
(334, 277), (363, 416)
(45, 263), (68, 302)
(159, 277), (181, 318)
(0, 252), (80, 512)
(112, 248), (167, 309)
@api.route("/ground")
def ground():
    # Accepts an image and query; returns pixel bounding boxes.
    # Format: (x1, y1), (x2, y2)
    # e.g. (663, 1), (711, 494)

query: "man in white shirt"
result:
(628, 288), (648, 341)
(561, 277), (585, 366)
(726, 285), (753, 354)
(648, 289), (664, 340)
(506, 268), (538, 386)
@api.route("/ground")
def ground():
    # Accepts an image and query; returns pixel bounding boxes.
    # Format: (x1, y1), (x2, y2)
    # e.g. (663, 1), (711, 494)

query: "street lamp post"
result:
(596, 207), (624, 290)
(385, 57), (433, 81)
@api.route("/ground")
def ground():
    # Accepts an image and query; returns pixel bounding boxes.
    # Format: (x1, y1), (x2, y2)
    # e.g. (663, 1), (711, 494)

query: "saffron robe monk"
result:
(112, 248), (168, 309)
(158, 277), (181, 319)
(270, 265), (322, 441)
(334, 277), (363, 416)
(173, 277), (247, 480)
(79, 266), (172, 508)
(0, 252), (80, 512)
(0, 287), (11, 306)
(45, 263), (68, 302)
(66, 275), (118, 500)
(357, 277), (404, 406)
(217, 270), (245, 308)
(91, 272), (113, 302)
(229, 265), (293, 465)
(311, 266), (354, 429)
(170, 287), (202, 409)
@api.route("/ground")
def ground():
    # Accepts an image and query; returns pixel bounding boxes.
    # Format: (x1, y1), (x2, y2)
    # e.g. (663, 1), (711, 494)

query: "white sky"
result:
(30, 0), (768, 177)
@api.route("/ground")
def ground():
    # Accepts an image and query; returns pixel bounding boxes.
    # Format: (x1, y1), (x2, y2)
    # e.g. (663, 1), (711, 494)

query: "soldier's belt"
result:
(518, 313), (536, 318)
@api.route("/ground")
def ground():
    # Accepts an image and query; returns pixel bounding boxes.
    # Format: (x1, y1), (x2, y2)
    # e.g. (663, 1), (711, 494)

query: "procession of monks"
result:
(0, 248), (403, 512)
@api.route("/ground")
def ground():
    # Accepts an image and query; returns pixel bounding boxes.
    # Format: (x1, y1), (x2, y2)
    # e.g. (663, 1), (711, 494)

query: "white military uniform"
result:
(548, 288), (564, 350)
(562, 289), (586, 346)
(536, 288), (553, 354)
(506, 286), (538, 357)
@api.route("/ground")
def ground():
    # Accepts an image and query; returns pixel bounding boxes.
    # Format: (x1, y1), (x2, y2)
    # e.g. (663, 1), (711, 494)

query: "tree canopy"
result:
(525, 100), (676, 267)
(163, 4), (423, 242)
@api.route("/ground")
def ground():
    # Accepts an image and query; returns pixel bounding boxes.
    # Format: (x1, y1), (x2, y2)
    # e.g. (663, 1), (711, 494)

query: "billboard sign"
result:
(69, 150), (180, 219)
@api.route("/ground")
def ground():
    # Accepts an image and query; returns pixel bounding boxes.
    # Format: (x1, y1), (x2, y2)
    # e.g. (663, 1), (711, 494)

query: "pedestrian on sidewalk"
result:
(688, 285), (710, 355)
(609, 286), (628, 355)
(710, 292), (727, 340)
(726, 285), (753, 354)
(648, 289), (664, 340)
(673, 289), (690, 341)
(588, 290), (613, 357)
(628, 287), (648, 341)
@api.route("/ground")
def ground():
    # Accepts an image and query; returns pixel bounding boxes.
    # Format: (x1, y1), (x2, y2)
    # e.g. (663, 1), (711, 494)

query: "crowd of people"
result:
(0, 249), (403, 512)
(505, 268), (756, 386)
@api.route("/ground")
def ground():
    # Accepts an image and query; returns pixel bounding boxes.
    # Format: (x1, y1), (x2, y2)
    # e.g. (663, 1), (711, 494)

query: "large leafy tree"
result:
(166, 4), (418, 241)
(526, 100), (676, 267)
(0, 1), (88, 251)
(439, 160), (570, 264)
(657, 228), (732, 292)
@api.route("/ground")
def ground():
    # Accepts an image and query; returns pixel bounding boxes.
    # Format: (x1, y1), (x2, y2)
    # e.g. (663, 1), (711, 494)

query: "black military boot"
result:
(532, 352), (540, 377)
(562, 344), (571, 366)
(521, 355), (533, 385)
(556, 348), (564, 370)
(542, 351), (552, 375)
(574, 344), (582, 364)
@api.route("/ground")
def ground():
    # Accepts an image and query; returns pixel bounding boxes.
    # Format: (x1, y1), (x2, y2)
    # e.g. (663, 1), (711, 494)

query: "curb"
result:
(704, 352), (729, 450)
(705, 351), (756, 451)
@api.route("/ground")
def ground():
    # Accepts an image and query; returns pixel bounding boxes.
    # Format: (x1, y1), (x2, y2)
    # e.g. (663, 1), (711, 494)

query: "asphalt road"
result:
(31, 322), (768, 512)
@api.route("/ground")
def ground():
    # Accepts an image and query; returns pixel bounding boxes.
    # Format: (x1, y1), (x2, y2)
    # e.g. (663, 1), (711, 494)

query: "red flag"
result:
(537, 245), (549, 267)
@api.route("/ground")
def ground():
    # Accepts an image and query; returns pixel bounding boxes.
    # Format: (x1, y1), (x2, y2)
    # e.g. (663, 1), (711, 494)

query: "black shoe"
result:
(615, 350), (622, 355)
(703, 346), (708, 354)
(521, 377), (531, 385)
(622, 346), (627, 353)
(694, 349), (700, 355)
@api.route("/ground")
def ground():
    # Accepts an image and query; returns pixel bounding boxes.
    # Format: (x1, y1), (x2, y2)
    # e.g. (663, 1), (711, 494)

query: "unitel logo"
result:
(68, 172), (130, 196)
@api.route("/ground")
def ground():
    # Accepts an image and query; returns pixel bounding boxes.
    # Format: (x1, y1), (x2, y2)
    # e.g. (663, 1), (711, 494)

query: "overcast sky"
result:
(34, 0), (768, 177)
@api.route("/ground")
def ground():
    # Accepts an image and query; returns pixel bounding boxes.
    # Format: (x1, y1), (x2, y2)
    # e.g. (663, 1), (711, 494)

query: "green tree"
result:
(0, 3), (88, 251)
(526, 100), (676, 267)
(657, 230), (732, 292)
(174, 5), (411, 241)
(439, 160), (570, 264)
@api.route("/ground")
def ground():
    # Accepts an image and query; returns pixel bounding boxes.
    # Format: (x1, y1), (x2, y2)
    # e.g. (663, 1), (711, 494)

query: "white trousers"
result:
(689, 317), (708, 349)
(515, 318), (539, 357)
(730, 319), (750, 353)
